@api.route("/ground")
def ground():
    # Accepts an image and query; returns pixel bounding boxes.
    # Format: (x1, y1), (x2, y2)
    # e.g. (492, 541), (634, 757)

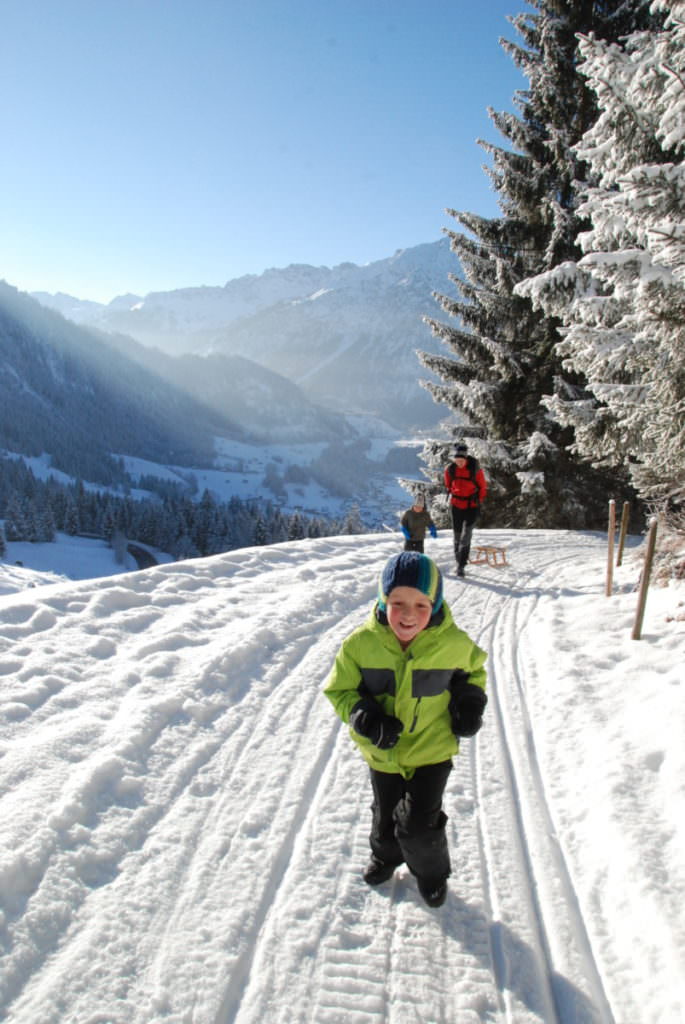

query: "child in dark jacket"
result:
(400, 494), (437, 553)
(324, 551), (487, 907)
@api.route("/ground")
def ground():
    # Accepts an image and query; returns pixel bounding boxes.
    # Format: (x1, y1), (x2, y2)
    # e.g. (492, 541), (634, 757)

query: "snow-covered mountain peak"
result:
(28, 237), (456, 429)
(31, 238), (453, 332)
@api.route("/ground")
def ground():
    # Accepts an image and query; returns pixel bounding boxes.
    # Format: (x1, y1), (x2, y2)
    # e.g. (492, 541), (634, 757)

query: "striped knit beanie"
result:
(378, 552), (443, 614)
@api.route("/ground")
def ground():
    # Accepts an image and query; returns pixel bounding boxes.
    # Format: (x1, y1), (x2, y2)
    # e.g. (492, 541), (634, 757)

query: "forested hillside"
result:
(0, 283), (245, 484)
(0, 454), (347, 560)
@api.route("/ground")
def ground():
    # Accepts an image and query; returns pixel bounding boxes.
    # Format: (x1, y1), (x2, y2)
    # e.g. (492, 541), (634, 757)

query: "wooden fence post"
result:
(616, 501), (630, 567)
(632, 519), (658, 641)
(606, 499), (616, 596)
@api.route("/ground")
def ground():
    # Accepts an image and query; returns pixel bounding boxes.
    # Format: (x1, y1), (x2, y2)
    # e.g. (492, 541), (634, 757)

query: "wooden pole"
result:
(606, 499), (616, 596)
(616, 501), (630, 567)
(632, 519), (658, 641)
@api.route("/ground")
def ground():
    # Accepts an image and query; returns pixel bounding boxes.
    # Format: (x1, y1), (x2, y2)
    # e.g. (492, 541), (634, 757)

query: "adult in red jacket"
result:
(444, 443), (487, 577)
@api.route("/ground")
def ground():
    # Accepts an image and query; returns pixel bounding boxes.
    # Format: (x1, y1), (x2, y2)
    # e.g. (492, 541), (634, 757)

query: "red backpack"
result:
(446, 456), (481, 504)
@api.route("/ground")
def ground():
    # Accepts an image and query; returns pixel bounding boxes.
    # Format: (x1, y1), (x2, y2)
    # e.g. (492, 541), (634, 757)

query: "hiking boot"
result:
(363, 856), (397, 886)
(456, 565), (466, 578)
(417, 878), (448, 907)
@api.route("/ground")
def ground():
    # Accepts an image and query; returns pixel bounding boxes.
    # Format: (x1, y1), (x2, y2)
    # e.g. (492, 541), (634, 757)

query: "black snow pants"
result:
(450, 505), (479, 569)
(369, 760), (452, 885)
(403, 539), (424, 553)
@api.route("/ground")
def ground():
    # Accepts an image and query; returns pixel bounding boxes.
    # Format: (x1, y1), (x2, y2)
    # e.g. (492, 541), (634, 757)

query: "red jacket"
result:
(444, 460), (487, 510)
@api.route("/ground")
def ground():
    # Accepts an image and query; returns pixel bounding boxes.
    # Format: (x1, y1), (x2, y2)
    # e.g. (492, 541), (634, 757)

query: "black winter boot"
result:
(394, 808), (451, 905)
(363, 855), (397, 886)
(417, 877), (448, 907)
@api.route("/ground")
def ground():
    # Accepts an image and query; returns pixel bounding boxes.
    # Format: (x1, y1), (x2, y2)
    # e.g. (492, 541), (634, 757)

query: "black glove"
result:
(350, 698), (404, 750)
(448, 672), (487, 738)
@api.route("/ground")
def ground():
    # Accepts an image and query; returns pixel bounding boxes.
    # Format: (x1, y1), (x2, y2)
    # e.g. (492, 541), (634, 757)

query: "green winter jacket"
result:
(324, 601), (487, 779)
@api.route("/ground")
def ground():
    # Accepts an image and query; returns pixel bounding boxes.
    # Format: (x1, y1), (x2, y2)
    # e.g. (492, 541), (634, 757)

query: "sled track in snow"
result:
(222, 601), (483, 1024)
(225, 532), (621, 1024)
(455, 537), (617, 1024)
(226, 541), (503, 1024)
(206, 605), (370, 1024)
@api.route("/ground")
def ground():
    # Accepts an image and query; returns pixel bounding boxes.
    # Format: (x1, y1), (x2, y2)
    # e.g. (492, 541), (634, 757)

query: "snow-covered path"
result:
(0, 530), (683, 1024)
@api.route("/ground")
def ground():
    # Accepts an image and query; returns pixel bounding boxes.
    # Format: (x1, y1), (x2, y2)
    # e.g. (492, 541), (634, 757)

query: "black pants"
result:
(403, 539), (424, 552)
(369, 760), (452, 883)
(450, 505), (479, 568)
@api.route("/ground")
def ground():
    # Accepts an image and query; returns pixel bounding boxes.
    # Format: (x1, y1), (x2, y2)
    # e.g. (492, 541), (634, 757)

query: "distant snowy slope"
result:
(102, 337), (354, 445)
(32, 241), (453, 340)
(0, 533), (174, 595)
(1, 529), (682, 1024)
(204, 245), (452, 426)
(0, 282), (246, 479)
(32, 239), (458, 429)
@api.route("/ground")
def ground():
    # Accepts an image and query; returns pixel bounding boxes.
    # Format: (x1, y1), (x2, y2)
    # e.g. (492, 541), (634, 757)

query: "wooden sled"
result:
(470, 545), (508, 568)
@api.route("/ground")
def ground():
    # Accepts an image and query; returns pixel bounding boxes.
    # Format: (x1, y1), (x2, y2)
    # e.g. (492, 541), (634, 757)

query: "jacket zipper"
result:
(402, 651), (421, 734)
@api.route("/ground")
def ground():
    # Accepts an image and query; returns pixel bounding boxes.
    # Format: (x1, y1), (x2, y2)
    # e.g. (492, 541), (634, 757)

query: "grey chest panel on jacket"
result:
(359, 667), (454, 699)
(412, 668), (453, 697)
(360, 668), (396, 696)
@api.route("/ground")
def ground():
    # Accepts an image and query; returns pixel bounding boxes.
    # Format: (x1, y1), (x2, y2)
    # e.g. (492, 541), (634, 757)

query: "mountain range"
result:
(0, 239), (459, 524)
(0, 281), (241, 484)
(32, 238), (456, 431)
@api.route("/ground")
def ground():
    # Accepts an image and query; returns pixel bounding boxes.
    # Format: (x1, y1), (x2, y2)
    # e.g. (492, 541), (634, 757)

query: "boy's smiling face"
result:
(386, 585), (433, 648)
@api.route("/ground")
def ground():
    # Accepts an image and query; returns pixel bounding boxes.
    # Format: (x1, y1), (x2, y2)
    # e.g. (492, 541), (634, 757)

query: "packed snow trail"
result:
(0, 529), (682, 1024)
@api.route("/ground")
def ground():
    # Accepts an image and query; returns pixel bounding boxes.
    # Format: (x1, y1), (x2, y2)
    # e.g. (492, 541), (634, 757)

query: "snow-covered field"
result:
(8, 433), (417, 529)
(0, 529), (683, 1023)
(1, 533), (175, 594)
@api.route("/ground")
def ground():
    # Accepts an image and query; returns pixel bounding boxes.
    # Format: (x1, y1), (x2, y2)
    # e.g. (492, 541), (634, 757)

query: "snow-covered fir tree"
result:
(515, 0), (685, 513)
(33, 499), (56, 543)
(287, 512), (306, 541)
(253, 514), (268, 546)
(419, 0), (658, 528)
(63, 493), (80, 535)
(3, 492), (29, 542)
(342, 503), (365, 535)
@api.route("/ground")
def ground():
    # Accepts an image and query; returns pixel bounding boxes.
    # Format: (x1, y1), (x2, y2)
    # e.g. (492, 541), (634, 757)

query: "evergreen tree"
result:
(307, 518), (323, 539)
(23, 500), (40, 543)
(342, 503), (364, 534)
(4, 492), (29, 541)
(253, 514), (268, 546)
(46, 484), (68, 532)
(194, 489), (219, 555)
(516, 0), (685, 511)
(269, 509), (288, 544)
(0, 525), (6, 559)
(174, 532), (201, 560)
(287, 512), (306, 541)
(419, 0), (657, 528)
(101, 500), (118, 543)
(156, 502), (182, 554)
(33, 499), (56, 543)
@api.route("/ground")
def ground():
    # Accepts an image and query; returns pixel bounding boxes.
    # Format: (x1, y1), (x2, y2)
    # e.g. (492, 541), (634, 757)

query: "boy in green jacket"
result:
(324, 551), (487, 908)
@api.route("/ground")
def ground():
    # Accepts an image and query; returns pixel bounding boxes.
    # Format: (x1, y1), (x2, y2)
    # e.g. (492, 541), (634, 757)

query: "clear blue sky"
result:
(2, 0), (528, 303)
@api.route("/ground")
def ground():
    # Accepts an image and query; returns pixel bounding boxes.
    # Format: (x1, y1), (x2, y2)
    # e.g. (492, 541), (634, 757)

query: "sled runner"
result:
(470, 545), (508, 568)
